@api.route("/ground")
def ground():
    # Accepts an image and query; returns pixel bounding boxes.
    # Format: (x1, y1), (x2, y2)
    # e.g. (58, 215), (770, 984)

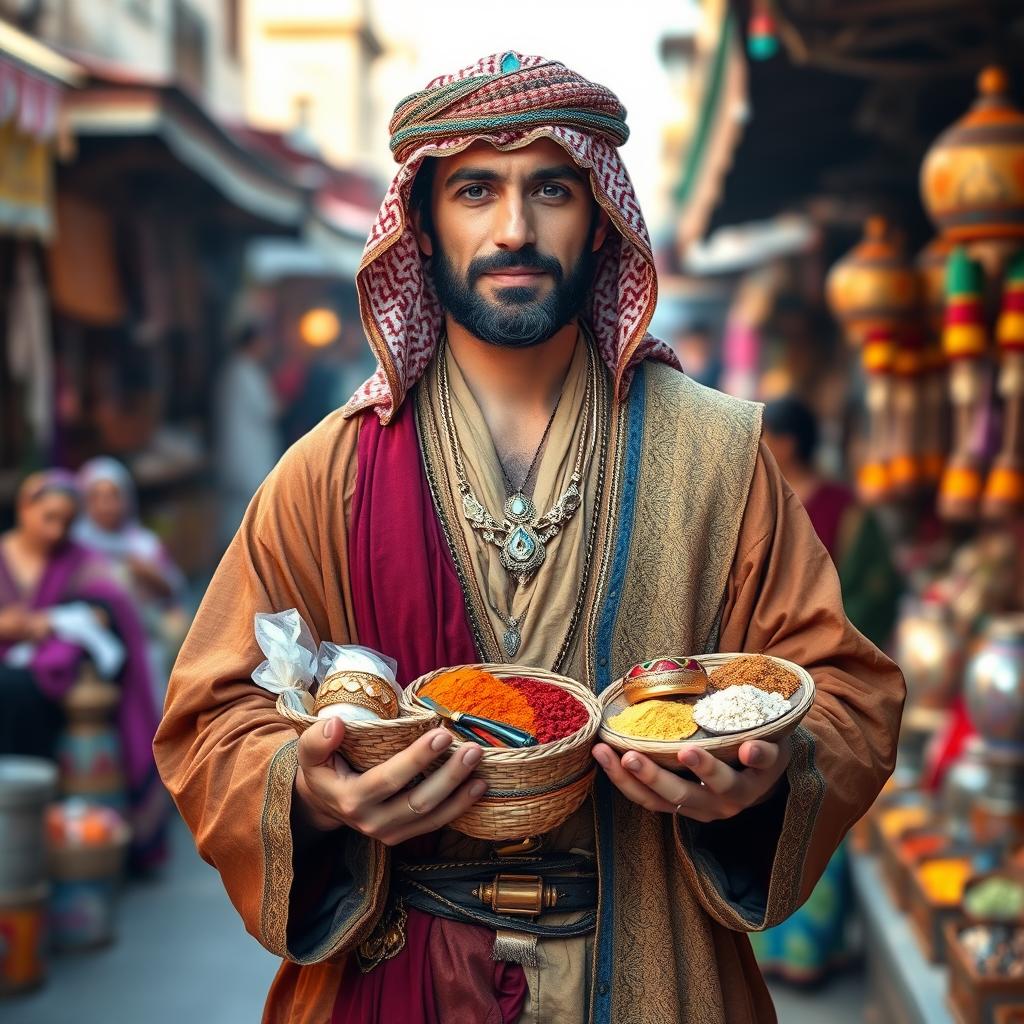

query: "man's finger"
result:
(618, 750), (727, 817)
(297, 717), (353, 778)
(354, 728), (454, 804)
(592, 745), (676, 814)
(390, 743), (483, 819)
(675, 746), (739, 797)
(738, 740), (784, 773)
(385, 776), (489, 846)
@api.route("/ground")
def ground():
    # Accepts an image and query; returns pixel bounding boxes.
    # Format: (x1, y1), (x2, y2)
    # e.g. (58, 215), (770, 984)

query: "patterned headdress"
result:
(346, 51), (679, 423)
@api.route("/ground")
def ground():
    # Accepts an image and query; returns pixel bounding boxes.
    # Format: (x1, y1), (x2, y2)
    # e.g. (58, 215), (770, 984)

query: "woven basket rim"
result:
(598, 653), (814, 753)
(407, 662), (602, 763)
(276, 691), (437, 731)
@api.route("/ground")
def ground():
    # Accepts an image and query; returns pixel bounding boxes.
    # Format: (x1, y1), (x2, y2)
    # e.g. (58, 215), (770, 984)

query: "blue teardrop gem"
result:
(508, 526), (536, 561)
(501, 52), (521, 75)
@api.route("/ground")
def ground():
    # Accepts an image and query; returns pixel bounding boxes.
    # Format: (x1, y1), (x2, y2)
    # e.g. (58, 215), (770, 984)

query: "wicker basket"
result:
(275, 687), (439, 773)
(597, 653), (815, 771)
(406, 664), (602, 841)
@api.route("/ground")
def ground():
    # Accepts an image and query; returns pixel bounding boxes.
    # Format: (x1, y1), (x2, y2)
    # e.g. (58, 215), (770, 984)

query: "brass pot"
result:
(921, 67), (1024, 243)
(826, 215), (919, 345)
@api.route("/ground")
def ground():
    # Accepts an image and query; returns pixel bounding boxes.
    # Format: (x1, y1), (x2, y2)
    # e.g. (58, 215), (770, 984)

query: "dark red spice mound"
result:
(505, 676), (589, 744)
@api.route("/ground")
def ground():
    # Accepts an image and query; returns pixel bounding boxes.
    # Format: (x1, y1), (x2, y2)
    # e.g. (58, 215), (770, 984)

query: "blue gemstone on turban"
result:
(501, 52), (522, 74)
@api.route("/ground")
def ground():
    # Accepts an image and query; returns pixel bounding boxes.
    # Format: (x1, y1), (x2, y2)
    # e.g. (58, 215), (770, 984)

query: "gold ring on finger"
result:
(406, 795), (426, 815)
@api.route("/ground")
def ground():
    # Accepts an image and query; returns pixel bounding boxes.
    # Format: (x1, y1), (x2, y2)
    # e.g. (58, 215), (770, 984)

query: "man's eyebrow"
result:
(528, 164), (586, 184)
(443, 164), (586, 189)
(444, 167), (501, 188)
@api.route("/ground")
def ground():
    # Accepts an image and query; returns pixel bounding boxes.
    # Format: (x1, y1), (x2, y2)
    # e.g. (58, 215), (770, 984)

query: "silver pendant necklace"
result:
(438, 338), (593, 588)
(437, 335), (595, 659)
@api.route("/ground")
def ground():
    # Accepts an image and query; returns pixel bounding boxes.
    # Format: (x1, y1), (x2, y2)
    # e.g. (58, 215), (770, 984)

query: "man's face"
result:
(414, 139), (609, 348)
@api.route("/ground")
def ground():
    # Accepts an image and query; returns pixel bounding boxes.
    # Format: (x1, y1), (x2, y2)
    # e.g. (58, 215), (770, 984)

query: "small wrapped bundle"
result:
(251, 609), (318, 713)
(314, 645), (400, 722)
(251, 609), (399, 723)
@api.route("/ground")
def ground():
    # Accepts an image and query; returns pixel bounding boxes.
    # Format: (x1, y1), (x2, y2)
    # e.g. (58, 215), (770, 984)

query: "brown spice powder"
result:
(709, 654), (800, 698)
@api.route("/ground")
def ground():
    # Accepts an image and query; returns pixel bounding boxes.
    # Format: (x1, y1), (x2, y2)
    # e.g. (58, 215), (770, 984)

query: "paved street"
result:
(10, 814), (866, 1023)
(12, 816), (278, 1024)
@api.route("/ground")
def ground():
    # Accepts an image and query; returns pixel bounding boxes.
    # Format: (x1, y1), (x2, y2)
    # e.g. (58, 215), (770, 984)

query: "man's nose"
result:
(492, 196), (535, 251)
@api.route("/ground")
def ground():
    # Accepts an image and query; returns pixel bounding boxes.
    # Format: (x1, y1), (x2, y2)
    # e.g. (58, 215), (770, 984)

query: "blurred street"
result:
(4, 1), (1024, 1021)
(11, 816), (278, 1024)
(9, 812), (867, 1024)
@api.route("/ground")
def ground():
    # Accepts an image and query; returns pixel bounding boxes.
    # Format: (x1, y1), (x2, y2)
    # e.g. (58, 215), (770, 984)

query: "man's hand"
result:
(592, 739), (790, 823)
(294, 717), (487, 845)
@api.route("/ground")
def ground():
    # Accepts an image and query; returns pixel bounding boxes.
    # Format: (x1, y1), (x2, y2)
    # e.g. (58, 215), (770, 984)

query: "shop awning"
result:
(0, 22), (84, 239)
(64, 61), (307, 229)
(675, 8), (748, 249)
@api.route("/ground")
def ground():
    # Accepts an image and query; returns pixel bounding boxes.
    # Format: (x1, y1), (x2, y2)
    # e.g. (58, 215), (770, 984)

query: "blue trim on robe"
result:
(591, 362), (646, 1024)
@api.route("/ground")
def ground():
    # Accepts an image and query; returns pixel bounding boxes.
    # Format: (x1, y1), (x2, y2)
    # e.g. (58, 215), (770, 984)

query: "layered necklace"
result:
(437, 335), (597, 656)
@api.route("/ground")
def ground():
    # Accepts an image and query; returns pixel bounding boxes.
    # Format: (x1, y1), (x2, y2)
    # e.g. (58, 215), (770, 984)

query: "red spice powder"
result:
(505, 676), (589, 744)
(899, 833), (947, 863)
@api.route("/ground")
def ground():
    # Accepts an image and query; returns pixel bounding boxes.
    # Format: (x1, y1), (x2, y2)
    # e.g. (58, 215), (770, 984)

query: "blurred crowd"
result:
(0, 318), (376, 868)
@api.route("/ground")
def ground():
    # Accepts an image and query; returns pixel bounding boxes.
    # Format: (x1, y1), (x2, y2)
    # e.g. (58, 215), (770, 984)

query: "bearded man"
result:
(155, 53), (904, 1024)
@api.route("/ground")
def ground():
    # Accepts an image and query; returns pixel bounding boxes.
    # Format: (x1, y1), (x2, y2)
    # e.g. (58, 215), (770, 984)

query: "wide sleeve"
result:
(153, 411), (387, 964)
(673, 443), (905, 931)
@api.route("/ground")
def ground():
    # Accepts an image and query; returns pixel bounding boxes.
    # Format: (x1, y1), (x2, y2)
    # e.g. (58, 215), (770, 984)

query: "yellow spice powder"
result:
(607, 699), (698, 740)
(917, 857), (973, 905)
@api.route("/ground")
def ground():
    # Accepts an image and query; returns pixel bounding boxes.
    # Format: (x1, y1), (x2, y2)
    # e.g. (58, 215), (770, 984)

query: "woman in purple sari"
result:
(0, 470), (168, 867)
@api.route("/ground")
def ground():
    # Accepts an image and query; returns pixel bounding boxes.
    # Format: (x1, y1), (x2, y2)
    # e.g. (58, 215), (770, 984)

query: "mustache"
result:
(467, 248), (564, 287)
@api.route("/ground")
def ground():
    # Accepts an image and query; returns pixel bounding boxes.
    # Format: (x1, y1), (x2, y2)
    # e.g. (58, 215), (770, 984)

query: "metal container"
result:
(943, 737), (992, 840)
(0, 757), (58, 893)
(0, 883), (48, 995)
(896, 599), (962, 709)
(965, 615), (1024, 745)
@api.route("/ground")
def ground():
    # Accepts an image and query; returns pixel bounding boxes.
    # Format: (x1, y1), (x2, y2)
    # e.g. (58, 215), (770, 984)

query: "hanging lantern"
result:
(858, 326), (896, 504)
(921, 67), (1024, 243)
(826, 216), (919, 347)
(938, 247), (990, 521)
(889, 327), (929, 497)
(916, 238), (954, 485)
(917, 237), (954, 342)
(983, 251), (1024, 518)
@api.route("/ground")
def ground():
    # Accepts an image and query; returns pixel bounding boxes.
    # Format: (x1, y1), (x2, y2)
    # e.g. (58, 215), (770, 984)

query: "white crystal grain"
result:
(693, 685), (790, 734)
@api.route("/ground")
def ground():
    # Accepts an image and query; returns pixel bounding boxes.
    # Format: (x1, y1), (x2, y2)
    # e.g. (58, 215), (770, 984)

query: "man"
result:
(214, 319), (281, 546)
(156, 53), (904, 1024)
(762, 395), (902, 649)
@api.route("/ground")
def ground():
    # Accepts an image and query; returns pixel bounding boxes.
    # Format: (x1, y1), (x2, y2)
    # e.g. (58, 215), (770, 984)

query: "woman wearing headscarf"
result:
(1, 470), (168, 867)
(74, 456), (185, 606)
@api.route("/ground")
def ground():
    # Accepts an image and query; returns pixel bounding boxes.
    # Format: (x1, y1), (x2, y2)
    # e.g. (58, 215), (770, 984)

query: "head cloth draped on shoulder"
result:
(344, 51), (679, 424)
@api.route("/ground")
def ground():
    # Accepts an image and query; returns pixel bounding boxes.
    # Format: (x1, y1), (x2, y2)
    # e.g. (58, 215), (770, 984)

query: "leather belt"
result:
(392, 852), (597, 937)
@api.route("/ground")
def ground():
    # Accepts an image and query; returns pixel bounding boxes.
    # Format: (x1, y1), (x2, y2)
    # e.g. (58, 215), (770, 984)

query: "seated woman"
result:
(74, 457), (185, 606)
(0, 470), (167, 868)
(74, 457), (187, 700)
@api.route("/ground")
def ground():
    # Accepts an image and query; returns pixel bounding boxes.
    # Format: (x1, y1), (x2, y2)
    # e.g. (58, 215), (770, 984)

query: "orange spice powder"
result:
(420, 668), (537, 734)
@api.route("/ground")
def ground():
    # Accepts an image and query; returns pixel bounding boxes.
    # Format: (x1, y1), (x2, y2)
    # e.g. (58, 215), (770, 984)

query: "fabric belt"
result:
(393, 852), (597, 937)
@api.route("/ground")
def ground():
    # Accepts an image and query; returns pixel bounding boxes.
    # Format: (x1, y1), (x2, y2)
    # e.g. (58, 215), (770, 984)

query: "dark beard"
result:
(428, 229), (598, 349)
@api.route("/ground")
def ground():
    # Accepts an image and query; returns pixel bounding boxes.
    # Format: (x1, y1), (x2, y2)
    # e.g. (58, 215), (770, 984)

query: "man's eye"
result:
(539, 184), (568, 198)
(461, 185), (489, 200)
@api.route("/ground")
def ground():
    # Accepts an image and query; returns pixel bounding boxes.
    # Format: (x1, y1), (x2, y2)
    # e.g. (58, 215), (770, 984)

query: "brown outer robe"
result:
(154, 383), (905, 1023)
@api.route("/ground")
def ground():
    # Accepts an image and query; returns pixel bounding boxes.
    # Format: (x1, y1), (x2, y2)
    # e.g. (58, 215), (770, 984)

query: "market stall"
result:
(674, 3), (1024, 1019)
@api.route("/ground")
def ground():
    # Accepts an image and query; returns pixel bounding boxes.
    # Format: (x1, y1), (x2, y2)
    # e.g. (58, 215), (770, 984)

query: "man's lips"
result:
(481, 269), (548, 286)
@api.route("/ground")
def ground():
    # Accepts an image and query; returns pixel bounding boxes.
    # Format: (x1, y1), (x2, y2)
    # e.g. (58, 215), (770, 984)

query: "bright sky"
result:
(371, 0), (701, 231)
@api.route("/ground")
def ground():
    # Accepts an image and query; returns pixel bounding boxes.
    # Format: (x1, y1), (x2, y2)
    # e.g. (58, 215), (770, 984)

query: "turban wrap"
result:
(388, 54), (629, 163)
(346, 51), (679, 423)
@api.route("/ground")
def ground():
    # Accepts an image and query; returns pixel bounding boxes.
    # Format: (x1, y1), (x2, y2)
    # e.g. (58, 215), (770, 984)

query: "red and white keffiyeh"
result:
(345, 51), (679, 423)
